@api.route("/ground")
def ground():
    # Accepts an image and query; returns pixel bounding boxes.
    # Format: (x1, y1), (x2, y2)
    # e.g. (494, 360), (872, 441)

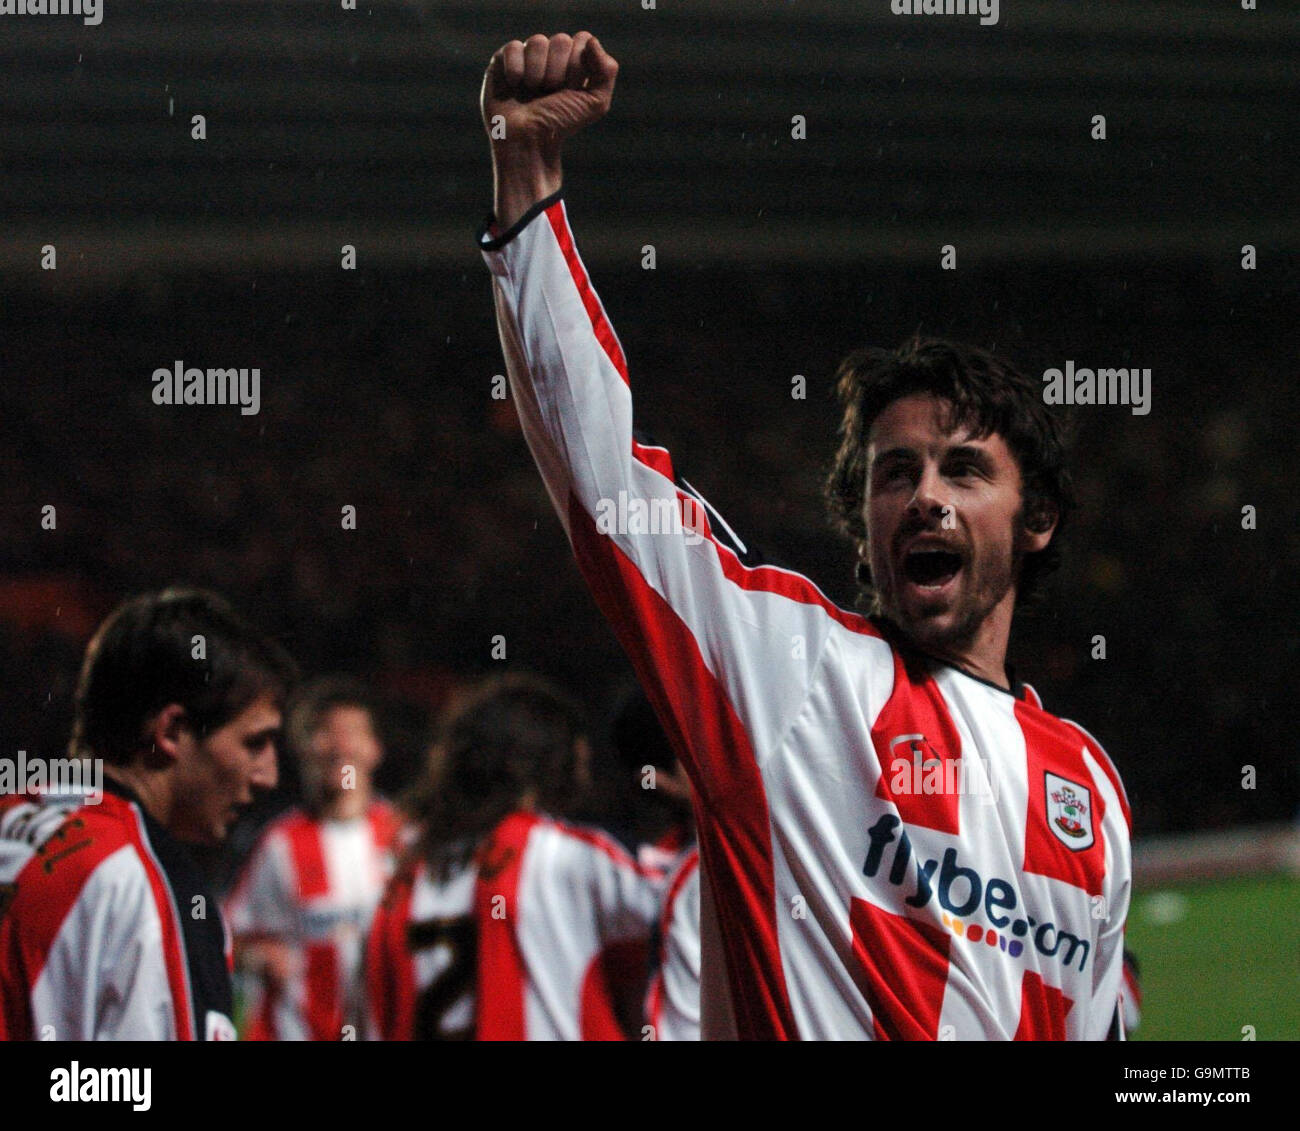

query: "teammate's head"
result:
(826, 337), (1073, 653)
(408, 672), (590, 877)
(70, 588), (297, 843)
(285, 678), (383, 812)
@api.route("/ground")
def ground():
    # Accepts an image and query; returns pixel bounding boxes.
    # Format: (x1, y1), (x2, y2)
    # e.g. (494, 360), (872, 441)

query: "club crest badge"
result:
(1045, 772), (1093, 851)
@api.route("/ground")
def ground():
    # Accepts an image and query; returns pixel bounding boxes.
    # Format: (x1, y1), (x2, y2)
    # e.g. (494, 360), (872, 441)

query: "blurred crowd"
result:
(1, 255), (1295, 847)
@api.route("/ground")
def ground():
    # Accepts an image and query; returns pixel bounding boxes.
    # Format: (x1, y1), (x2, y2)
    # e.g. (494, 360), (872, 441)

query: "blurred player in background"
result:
(364, 672), (662, 1040)
(0, 588), (294, 1040)
(645, 846), (701, 1041)
(601, 683), (694, 873)
(605, 681), (702, 1045)
(225, 678), (399, 1040)
(477, 32), (1132, 1040)
(603, 682), (703, 1040)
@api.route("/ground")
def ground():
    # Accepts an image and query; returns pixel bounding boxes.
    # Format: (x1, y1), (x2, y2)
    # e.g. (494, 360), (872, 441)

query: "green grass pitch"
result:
(1126, 873), (1299, 1041)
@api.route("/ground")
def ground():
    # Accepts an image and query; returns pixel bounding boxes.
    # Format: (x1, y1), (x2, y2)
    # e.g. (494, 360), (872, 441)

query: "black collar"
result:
(870, 616), (1028, 701)
(102, 774), (183, 849)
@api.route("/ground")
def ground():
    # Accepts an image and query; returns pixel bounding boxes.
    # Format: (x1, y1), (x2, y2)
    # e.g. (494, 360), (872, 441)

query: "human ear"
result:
(141, 703), (191, 766)
(1019, 500), (1058, 553)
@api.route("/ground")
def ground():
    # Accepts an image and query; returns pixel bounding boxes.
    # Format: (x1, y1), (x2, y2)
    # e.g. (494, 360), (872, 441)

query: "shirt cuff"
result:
(476, 188), (565, 251)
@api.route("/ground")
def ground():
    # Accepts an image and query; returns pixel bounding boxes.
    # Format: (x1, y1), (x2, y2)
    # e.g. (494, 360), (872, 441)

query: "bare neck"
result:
(103, 763), (175, 829)
(899, 591), (1016, 691)
(318, 784), (372, 822)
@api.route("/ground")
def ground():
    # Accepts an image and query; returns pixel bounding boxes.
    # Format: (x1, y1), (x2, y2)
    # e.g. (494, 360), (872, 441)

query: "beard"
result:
(873, 536), (1021, 655)
(902, 576), (1004, 651)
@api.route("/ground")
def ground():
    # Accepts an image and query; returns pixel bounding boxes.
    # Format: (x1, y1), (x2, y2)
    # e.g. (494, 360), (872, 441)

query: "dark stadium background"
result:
(1, 1), (1296, 1038)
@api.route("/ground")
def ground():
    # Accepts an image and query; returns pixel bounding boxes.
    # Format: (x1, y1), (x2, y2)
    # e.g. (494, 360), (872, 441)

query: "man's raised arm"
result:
(476, 34), (878, 809)
(480, 32), (613, 230)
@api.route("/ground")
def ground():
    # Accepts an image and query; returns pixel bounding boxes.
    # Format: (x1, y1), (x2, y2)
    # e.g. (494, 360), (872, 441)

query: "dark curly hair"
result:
(405, 672), (588, 881)
(825, 335), (1075, 611)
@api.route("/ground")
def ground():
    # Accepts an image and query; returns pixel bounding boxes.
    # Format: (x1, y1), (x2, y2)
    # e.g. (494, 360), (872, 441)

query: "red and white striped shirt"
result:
(0, 785), (235, 1041)
(224, 802), (399, 1040)
(646, 849), (1144, 1041)
(479, 192), (1133, 1041)
(364, 853), (477, 1041)
(365, 811), (662, 1041)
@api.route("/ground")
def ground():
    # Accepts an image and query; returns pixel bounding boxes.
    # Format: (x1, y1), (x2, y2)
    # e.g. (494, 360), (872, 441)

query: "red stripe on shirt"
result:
(365, 864), (418, 1041)
(0, 796), (146, 1040)
(568, 498), (799, 1041)
(302, 945), (339, 1040)
(644, 976), (665, 1037)
(123, 800), (196, 1041)
(580, 937), (648, 1041)
(366, 801), (400, 853)
(872, 649), (964, 835)
(632, 441), (674, 482)
(245, 987), (278, 1042)
(285, 816), (339, 1039)
(545, 201), (630, 384)
(475, 812), (539, 1040)
(849, 897), (952, 1040)
(286, 815), (331, 900)
(1014, 969), (1073, 1040)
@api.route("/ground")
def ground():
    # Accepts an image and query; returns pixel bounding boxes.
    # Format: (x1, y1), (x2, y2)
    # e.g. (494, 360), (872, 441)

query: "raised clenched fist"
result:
(481, 32), (618, 155)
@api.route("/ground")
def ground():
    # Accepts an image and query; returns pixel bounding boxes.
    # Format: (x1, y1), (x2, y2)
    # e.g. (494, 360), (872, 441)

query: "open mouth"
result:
(902, 548), (963, 590)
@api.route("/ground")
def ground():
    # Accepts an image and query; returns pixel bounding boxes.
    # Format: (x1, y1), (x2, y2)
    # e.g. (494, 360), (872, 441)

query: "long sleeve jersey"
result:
(478, 190), (1133, 1041)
